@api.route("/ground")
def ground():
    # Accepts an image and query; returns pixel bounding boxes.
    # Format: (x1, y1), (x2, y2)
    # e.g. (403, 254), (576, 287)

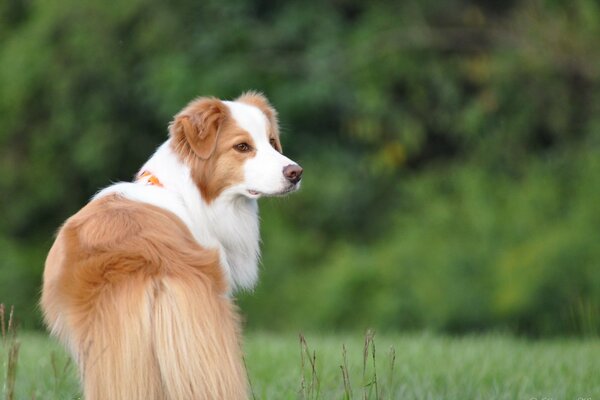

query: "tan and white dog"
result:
(40, 92), (302, 399)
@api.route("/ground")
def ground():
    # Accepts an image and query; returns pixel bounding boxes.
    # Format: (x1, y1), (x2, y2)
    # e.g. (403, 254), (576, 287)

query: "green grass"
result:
(2, 330), (599, 399)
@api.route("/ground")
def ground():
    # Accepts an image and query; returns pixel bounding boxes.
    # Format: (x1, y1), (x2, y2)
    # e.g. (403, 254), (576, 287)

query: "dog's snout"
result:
(283, 164), (303, 184)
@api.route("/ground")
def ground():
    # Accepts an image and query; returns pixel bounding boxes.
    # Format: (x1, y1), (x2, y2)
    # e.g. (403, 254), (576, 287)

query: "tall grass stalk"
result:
(299, 333), (320, 400)
(362, 329), (379, 400)
(387, 346), (396, 397)
(243, 355), (257, 400)
(1, 304), (20, 400)
(340, 344), (353, 400)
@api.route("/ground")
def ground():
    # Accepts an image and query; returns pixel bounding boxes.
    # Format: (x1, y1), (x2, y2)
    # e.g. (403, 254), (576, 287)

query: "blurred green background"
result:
(0, 0), (599, 337)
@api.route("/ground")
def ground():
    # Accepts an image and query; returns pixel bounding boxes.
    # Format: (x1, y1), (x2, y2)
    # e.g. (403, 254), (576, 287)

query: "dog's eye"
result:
(269, 138), (280, 152)
(234, 142), (251, 152)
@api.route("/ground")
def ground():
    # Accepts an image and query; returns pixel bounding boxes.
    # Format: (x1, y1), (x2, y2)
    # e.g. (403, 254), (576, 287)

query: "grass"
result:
(1, 322), (599, 399)
(247, 331), (600, 399)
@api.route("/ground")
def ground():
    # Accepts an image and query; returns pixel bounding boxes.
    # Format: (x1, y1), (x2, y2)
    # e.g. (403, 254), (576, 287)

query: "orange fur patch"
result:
(41, 195), (247, 399)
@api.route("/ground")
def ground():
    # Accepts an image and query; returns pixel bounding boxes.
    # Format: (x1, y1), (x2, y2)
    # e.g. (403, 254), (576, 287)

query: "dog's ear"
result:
(171, 98), (228, 160)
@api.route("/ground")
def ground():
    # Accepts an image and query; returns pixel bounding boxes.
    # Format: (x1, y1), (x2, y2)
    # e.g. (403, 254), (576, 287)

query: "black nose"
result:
(283, 164), (303, 184)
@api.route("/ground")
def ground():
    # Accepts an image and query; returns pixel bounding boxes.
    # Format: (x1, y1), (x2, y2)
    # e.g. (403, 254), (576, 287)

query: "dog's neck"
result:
(113, 140), (260, 292)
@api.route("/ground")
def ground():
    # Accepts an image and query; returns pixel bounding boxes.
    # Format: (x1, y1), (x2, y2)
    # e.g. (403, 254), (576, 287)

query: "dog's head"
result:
(170, 92), (302, 203)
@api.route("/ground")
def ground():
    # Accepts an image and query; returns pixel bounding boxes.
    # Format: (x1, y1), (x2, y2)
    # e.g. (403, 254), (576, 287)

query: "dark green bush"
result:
(1, 0), (598, 335)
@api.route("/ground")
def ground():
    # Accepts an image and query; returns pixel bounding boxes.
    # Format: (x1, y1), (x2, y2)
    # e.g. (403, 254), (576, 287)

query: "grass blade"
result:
(1, 304), (20, 400)
(340, 344), (353, 399)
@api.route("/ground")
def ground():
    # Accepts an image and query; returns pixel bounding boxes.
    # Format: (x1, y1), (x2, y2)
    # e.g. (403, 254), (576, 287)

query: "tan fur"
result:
(41, 93), (284, 399)
(170, 95), (280, 203)
(176, 97), (229, 160)
(41, 196), (247, 399)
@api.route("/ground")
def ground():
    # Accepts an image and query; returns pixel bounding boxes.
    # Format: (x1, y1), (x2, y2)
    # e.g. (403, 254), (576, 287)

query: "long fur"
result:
(42, 195), (247, 399)
(41, 92), (300, 399)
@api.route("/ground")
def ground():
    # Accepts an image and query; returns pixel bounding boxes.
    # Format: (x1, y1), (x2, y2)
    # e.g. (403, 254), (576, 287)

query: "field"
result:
(2, 329), (599, 399)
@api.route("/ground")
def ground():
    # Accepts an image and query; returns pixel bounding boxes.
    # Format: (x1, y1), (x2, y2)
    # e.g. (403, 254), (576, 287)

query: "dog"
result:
(40, 92), (302, 399)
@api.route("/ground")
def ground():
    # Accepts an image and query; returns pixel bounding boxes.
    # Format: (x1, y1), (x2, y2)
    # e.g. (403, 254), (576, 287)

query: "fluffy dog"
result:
(41, 92), (302, 399)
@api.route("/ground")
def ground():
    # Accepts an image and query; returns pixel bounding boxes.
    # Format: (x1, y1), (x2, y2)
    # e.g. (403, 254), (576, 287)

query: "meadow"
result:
(2, 325), (599, 399)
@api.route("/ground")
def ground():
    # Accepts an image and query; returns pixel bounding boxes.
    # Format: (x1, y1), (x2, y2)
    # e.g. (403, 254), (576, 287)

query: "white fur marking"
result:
(93, 99), (299, 292)
(224, 101), (299, 197)
(94, 140), (261, 292)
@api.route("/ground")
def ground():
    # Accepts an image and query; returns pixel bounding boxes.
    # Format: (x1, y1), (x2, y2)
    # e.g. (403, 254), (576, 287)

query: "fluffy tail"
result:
(79, 275), (248, 400)
(152, 276), (248, 399)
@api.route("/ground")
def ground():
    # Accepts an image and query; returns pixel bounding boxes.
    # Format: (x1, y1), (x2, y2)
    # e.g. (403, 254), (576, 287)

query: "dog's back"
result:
(42, 194), (247, 399)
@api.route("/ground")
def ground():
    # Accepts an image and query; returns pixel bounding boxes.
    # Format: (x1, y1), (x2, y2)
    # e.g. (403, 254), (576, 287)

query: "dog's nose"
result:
(283, 164), (303, 184)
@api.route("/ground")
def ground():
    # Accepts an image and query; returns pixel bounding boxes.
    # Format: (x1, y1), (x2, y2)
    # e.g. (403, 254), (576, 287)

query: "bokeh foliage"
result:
(0, 0), (599, 335)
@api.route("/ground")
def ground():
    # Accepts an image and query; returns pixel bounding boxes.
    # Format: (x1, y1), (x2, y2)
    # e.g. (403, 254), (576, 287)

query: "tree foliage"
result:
(1, 0), (599, 335)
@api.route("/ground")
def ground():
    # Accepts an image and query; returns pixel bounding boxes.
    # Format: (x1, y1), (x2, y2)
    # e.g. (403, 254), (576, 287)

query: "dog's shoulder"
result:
(93, 182), (194, 229)
(64, 194), (193, 253)
(46, 193), (225, 291)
